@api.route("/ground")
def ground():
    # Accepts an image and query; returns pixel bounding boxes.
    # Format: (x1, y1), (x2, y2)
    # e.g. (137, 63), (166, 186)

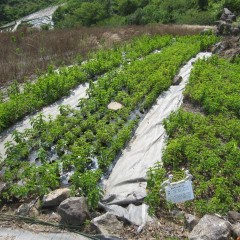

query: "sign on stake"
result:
(161, 170), (194, 204)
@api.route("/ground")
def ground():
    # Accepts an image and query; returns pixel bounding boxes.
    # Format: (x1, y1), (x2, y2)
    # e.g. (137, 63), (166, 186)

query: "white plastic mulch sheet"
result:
(0, 83), (89, 159)
(103, 52), (212, 206)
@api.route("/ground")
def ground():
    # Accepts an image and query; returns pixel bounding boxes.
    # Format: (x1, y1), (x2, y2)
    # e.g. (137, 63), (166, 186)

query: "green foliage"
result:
(0, 34), (173, 133)
(0, 35), (217, 209)
(147, 56), (240, 216)
(52, 0), (236, 27)
(0, 0), (59, 25)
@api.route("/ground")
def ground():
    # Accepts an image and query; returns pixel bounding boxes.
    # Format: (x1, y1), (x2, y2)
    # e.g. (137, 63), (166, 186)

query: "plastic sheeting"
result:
(103, 52), (212, 206)
(0, 227), (90, 240)
(0, 83), (89, 159)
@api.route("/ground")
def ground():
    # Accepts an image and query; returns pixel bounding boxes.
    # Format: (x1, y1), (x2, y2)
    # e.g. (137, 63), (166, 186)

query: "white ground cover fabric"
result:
(103, 52), (212, 206)
(0, 83), (89, 159)
(0, 227), (90, 240)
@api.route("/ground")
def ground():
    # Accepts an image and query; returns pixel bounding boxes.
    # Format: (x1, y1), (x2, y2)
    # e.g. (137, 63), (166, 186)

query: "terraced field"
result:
(0, 34), (218, 211)
(146, 54), (240, 216)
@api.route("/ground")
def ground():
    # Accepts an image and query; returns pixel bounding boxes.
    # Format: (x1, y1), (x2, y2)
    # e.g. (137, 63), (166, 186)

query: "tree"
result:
(75, 2), (107, 26)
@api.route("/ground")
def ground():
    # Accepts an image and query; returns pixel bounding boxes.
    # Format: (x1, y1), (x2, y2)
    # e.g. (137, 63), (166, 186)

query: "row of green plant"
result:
(146, 56), (240, 216)
(0, 35), (172, 133)
(0, 35), (217, 209)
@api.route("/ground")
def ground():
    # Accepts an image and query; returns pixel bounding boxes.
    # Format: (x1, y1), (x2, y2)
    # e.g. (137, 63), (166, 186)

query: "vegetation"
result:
(146, 56), (240, 216)
(0, 35), (172, 133)
(0, 24), (204, 88)
(53, 0), (240, 28)
(0, 35), (217, 209)
(0, 0), (61, 25)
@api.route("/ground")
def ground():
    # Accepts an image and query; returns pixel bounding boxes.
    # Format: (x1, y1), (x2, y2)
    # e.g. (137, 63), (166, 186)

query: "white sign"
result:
(165, 180), (194, 203)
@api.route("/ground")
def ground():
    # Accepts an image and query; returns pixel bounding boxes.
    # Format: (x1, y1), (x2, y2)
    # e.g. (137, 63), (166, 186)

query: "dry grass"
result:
(0, 24), (208, 88)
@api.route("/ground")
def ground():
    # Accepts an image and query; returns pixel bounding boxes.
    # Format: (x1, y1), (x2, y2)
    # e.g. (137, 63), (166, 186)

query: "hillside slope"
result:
(53, 0), (240, 27)
(0, 0), (60, 25)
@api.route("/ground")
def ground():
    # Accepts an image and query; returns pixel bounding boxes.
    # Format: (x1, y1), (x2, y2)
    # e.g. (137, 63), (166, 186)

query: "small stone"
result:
(107, 102), (123, 111)
(91, 212), (123, 236)
(228, 211), (240, 223)
(29, 207), (39, 217)
(42, 188), (71, 207)
(184, 213), (200, 231)
(16, 203), (30, 216)
(173, 76), (183, 85)
(232, 222), (240, 237)
(0, 182), (6, 194)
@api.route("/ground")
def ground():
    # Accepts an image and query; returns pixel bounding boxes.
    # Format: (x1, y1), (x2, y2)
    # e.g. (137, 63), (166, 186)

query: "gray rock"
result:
(126, 204), (152, 226)
(16, 202), (39, 217)
(102, 204), (128, 220)
(232, 222), (240, 237)
(185, 213), (200, 231)
(173, 76), (183, 85)
(217, 22), (232, 35)
(221, 8), (236, 22)
(57, 197), (90, 226)
(223, 8), (233, 15)
(228, 211), (240, 223)
(189, 214), (232, 240)
(91, 212), (123, 236)
(232, 27), (240, 36)
(42, 188), (71, 207)
(16, 203), (31, 216)
(0, 182), (6, 194)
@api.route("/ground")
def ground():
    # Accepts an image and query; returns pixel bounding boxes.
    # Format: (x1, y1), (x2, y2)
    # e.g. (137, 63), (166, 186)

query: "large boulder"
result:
(57, 197), (90, 226)
(189, 214), (232, 240)
(91, 212), (123, 236)
(42, 188), (71, 207)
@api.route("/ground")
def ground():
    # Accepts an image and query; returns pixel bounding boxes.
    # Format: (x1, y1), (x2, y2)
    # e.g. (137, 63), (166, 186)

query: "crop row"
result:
(146, 56), (240, 215)
(0, 35), (173, 133)
(0, 35), (218, 208)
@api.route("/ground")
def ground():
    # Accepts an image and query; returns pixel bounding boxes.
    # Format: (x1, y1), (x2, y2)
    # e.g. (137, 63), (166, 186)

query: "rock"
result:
(42, 188), (71, 207)
(16, 201), (39, 217)
(57, 197), (90, 226)
(217, 21), (232, 35)
(107, 102), (123, 111)
(28, 206), (39, 217)
(232, 222), (240, 237)
(228, 211), (240, 223)
(184, 213), (200, 231)
(16, 203), (31, 216)
(221, 8), (236, 22)
(189, 214), (232, 240)
(232, 27), (240, 36)
(126, 204), (152, 226)
(173, 76), (183, 85)
(223, 48), (240, 61)
(0, 182), (6, 194)
(102, 204), (128, 220)
(91, 212), (123, 236)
